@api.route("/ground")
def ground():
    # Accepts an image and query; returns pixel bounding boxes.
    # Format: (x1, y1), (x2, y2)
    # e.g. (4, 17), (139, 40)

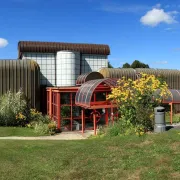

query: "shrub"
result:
(104, 119), (135, 137)
(0, 90), (28, 126)
(28, 109), (57, 135)
(34, 122), (49, 135)
(107, 73), (170, 134)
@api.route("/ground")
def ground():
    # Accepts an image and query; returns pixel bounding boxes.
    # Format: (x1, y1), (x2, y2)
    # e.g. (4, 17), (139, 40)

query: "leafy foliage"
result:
(122, 63), (131, 68)
(107, 73), (169, 134)
(27, 109), (57, 135)
(0, 90), (57, 135)
(0, 90), (28, 126)
(122, 60), (149, 68)
(131, 60), (149, 68)
(108, 61), (113, 68)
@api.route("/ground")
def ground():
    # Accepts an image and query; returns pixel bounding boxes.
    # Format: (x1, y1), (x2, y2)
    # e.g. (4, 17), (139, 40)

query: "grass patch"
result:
(166, 113), (180, 124)
(0, 130), (179, 180)
(0, 127), (47, 137)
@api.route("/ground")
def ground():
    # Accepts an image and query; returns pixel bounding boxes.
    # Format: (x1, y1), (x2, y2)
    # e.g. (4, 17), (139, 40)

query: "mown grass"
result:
(0, 127), (46, 137)
(166, 113), (180, 124)
(0, 129), (179, 180)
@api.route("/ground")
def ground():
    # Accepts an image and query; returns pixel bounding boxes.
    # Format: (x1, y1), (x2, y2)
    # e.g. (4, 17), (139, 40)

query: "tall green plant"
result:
(0, 90), (28, 126)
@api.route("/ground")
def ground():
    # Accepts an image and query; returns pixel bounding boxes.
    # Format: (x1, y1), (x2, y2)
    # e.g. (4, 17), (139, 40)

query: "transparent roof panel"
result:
(75, 78), (117, 108)
(154, 89), (180, 103)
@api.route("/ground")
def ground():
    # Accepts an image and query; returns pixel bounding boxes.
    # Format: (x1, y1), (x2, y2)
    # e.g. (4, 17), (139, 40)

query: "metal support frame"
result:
(81, 108), (85, 133)
(105, 108), (108, 125)
(57, 92), (61, 129)
(93, 112), (96, 135)
(46, 85), (117, 135)
(70, 92), (73, 131)
(170, 103), (173, 125)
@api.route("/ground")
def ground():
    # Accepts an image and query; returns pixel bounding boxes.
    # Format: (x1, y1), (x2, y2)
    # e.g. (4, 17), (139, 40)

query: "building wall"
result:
(22, 52), (108, 86)
(81, 54), (108, 74)
(0, 59), (40, 110)
(22, 53), (56, 86)
(56, 51), (80, 86)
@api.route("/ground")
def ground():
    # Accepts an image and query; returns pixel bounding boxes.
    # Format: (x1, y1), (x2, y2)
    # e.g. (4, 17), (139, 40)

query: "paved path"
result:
(0, 131), (94, 140)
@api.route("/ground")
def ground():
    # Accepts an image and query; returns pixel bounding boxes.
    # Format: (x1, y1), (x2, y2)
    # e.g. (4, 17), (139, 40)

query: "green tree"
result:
(108, 61), (113, 68)
(131, 60), (149, 68)
(122, 60), (149, 68)
(122, 63), (131, 68)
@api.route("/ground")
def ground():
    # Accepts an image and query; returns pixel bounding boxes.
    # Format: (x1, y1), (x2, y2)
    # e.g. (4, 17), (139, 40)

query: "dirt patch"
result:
(171, 142), (180, 153)
(139, 140), (153, 147)
(127, 168), (148, 180)
(155, 156), (172, 168)
(171, 172), (180, 179)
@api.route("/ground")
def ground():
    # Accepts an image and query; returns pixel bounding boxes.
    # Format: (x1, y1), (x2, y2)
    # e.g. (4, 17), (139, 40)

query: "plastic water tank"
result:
(56, 51), (80, 86)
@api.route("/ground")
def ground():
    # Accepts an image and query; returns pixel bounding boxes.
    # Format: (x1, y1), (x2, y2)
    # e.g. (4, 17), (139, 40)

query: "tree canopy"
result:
(108, 61), (113, 68)
(122, 60), (149, 68)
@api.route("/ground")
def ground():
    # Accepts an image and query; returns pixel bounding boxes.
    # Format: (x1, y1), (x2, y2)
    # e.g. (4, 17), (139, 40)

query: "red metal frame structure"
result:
(47, 87), (79, 131)
(160, 89), (180, 124)
(75, 78), (118, 135)
(46, 78), (118, 135)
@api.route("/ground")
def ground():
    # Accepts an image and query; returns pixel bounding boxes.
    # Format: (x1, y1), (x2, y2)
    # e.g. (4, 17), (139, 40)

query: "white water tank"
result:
(56, 51), (80, 86)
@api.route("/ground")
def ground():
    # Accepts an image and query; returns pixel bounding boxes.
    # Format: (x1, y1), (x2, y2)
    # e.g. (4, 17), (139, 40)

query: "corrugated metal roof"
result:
(98, 68), (137, 80)
(76, 72), (104, 85)
(136, 68), (180, 89)
(18, 41), (110, 58)
(0, 59), (40, 109)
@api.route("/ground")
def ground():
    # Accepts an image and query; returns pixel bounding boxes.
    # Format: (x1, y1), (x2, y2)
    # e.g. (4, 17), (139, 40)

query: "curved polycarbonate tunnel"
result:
(75, 78), (117, 108)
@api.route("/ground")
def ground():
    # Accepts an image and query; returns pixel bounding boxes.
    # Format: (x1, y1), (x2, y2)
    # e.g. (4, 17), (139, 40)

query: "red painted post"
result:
(105, 108), (108, 125)
(170, 103), (173, 124)
(47, 90), (49, 115)
(49, 89), (52, 118)
(93, 112), (96, 135)
(94, 93), (96, 102)
(81, 108), (85, 133)
(70, 93), (73, 131)
(57, 92), (61, 129)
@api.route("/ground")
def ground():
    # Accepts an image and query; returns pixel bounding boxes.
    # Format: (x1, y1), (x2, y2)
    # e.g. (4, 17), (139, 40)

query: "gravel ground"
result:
(0, 130), (94, 140)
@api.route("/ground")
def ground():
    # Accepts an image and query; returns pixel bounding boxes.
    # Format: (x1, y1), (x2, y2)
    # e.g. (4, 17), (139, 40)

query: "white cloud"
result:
(154, 61), (168, 64)
(140, 8), (178, 27)
(0, 38), (8, 48)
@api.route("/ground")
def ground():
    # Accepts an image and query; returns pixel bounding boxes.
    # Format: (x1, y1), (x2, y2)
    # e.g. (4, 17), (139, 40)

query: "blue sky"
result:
(0, 0), (180, 69)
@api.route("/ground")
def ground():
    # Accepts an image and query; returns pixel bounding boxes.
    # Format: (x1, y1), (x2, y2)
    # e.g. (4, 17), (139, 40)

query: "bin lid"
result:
(154, 106), (165, 112)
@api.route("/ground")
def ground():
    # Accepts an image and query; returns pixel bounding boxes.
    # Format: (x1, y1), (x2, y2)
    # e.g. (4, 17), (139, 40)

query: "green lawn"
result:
(0, 130), (179, 180)
(166, 113), (180, 124)
(0, 127), (44, 137)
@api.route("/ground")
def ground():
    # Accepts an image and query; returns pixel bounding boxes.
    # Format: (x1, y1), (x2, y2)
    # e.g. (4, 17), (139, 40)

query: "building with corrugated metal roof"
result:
(0, 59), (40, 109)
(98, 68), (180, 90)
(18, 41), (110, 87)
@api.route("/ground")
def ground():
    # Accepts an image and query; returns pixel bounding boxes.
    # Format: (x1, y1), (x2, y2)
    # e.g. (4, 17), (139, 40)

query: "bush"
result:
(34, 122), (49, 135)
(27, 109), (57, 135)
(104, 119), (135, 137)
(107, 73), (169, 132)
(0, 90), (28, 126)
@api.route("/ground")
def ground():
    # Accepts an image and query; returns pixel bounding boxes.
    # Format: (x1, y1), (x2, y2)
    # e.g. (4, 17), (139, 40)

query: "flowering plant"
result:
(107, 73), (170, 132)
